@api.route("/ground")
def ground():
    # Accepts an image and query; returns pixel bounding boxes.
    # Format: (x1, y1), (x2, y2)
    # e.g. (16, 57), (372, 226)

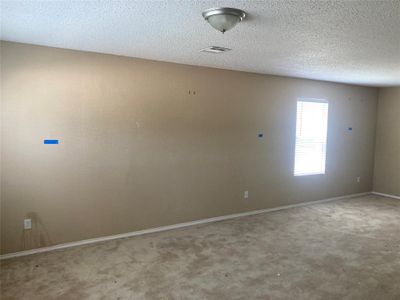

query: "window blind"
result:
(294, 99), (329, 176)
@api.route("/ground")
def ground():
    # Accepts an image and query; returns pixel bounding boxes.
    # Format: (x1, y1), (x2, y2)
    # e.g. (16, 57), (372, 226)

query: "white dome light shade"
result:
(206, 14), (240, 33)
(202, 7), (246, 33)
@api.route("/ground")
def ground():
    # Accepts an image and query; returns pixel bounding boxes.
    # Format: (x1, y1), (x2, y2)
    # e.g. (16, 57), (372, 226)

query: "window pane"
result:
(294, 99), (328, 176)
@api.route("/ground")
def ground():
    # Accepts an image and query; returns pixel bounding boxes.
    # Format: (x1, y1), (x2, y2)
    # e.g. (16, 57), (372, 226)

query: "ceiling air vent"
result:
(200, 46), (231, 54)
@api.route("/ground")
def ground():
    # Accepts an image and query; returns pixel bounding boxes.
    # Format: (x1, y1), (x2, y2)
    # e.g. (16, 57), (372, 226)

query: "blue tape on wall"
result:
(44, 139), (59, 144)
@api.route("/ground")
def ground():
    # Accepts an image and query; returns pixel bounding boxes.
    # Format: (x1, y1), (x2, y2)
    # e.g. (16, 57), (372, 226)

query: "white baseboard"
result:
(0, 191), (371, 260)
(371, 191), (400, 200)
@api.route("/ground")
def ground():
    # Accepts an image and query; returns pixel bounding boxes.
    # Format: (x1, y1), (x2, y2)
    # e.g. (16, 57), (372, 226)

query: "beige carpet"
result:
(1, 195), (399, 300)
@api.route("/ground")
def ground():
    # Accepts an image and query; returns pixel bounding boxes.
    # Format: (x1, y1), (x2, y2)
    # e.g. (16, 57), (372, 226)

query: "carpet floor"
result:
(1, 194), (399, 300)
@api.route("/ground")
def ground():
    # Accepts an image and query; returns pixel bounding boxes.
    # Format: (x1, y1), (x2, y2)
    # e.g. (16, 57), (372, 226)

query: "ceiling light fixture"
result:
(202, 7), (246, 34)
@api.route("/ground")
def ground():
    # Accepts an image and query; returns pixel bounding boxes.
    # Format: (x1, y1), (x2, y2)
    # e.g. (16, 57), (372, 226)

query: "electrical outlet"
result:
(356, 177), (361, 183)
(24, 219), (32, 230)
(244, 191), (249, 199)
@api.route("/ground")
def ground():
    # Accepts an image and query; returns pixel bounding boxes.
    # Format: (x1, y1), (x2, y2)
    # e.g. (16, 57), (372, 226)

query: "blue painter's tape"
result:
(44, 139), (59, 144)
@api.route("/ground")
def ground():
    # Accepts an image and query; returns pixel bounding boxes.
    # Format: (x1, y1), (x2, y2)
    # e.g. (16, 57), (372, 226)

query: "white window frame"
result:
(294, 98), (329, 176)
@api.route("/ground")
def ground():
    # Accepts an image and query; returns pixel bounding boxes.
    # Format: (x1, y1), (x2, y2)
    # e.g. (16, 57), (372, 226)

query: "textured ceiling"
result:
(1, 0), (399, 87)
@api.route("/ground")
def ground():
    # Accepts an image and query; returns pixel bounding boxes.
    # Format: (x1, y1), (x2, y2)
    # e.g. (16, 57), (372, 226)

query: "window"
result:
(294, 99), (329, 176)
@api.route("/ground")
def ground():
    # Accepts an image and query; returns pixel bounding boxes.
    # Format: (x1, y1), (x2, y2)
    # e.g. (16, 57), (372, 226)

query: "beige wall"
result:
(0, 42), (378, 254)
(373, 87), (400, 196)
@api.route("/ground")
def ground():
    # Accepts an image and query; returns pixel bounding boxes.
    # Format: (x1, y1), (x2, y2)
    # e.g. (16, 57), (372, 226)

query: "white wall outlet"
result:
(356, 177), (361, 183)
(24, 219), (32, 230)
(244, 191), (249, 199)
